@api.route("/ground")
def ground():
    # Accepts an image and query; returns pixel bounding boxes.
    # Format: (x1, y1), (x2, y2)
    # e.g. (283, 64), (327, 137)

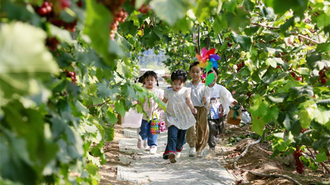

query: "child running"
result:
(162, 69), (197, 163)
(186, 62), (209, 157)
(205, 67), (237, 158)
(137, 71), (164, 155)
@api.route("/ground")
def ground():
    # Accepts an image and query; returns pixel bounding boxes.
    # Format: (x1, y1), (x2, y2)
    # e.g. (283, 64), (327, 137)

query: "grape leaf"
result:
(150, 0), (194, 26)
(0, 22), (58, 98)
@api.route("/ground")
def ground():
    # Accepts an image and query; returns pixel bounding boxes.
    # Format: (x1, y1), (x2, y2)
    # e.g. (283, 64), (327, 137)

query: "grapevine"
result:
(293, 147), (305, 174)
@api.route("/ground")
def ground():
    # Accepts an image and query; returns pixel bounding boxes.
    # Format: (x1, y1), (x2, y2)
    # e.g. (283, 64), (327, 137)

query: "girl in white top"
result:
(162, 69), (197, 163)
(137, 71), (164, 155)
(205, 67), (237, 158)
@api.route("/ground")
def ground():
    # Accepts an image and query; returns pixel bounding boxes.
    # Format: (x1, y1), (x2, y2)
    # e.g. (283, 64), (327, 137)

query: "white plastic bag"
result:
(122, 108), (143, 128)
(241, 111), (251, 123)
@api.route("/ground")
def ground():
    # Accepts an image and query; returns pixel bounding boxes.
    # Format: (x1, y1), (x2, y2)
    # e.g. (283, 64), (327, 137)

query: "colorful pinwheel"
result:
(196, 47), (220, 86)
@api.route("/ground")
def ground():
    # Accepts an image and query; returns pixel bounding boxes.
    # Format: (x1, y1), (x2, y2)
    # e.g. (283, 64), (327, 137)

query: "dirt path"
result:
(100, 125), (236, 184)
(100, 124), (330, 185)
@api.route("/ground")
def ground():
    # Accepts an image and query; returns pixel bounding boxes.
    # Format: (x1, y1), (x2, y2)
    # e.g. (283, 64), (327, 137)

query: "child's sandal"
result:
(168, 154), (176, 163)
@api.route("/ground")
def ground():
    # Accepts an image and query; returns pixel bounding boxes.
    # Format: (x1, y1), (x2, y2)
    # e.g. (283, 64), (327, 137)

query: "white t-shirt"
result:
(186, 81), (208, 107)
(206, 84), (236, 118)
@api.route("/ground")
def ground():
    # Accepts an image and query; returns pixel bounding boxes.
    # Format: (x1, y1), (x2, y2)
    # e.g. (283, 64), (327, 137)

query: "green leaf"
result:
(264, 0), (308, 15)
(107, 111), (118, 124)
(214, 14), (227, 35)
(194, 0), (213, 23)
(232, 32), (252, 51)
(172, 16), (193, 34)
(115, 101), (126, 117)
(0, 22), (58, 98)
(316, 150), (328, 162)
(74, 100), (89, 116)
(97, 83), (111, 98)
(150, 0), (194, 26)
(298, 109), (312, 128)
(251, 116), (265, 136)
(109, 40), (125, 57)
(317, 14), (330, 28)
(283, 114), (291, 131)
(84, 0), (117, 68)
(266, 58), (277, 68)
(48, 24), (73, 43)
(0, 177), (23, 185)
(0, 131), (37, 185)
(206, 73), (215, 86)
(264, 106), (279, 123)
(314, 108), (330, 125)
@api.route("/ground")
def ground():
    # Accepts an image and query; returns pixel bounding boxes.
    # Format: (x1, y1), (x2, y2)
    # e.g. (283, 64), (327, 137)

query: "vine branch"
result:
(87, 100), (110, 109)
(233, 139), (302, 185)
(306, 148), (330, 174)
(252, 23), (323, 44)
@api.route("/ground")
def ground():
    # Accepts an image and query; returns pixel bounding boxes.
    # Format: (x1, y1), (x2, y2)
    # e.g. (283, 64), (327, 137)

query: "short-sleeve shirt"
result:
(186, 81), (208, 107)
(164, 87), (196, 130)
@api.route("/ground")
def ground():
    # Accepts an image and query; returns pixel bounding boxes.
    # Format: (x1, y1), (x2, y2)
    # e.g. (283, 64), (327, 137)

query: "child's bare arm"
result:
(186, 92), (197, 114)
(162, 97), (168, 103)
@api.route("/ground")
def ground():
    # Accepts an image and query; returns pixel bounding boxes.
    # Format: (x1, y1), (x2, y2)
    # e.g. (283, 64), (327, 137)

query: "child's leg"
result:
(163, 126), (179, 157)
(218, 114), (227, 134)
(176, 129), (188, 152)
(186, 124), (196, 148)
(139, 120), (149, 140)
(207, 119), (220, 150)
(195, 106), (209, 152)
(147, 119), (158, 146)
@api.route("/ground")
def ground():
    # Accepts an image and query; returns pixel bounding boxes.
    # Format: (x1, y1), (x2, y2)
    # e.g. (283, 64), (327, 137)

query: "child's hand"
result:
(192, 108), (198, 114)
(202, 97), (207, 105)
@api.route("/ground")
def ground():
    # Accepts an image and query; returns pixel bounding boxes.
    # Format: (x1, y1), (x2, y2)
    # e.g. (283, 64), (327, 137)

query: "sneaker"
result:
(144, 140), (150, 150)
(205, 148), (215, 159)
(196, 151), (203, 158)
(168, 153), (176, 163)
(150, 146), (157, 154)
(189, 147), (196, 157)
(137, 139), (143, 149)
(176, 152), (181, 159)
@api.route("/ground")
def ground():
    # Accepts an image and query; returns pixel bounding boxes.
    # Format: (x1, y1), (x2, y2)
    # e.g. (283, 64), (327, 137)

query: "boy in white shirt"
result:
(205, 67), (237, 157)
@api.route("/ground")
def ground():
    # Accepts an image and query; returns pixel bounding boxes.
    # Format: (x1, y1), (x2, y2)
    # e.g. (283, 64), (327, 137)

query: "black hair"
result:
(189, 62), (200, 71)
(171, 69), (187, 83)
(137, 71), (159, 86)
(207, 67), (219, 75)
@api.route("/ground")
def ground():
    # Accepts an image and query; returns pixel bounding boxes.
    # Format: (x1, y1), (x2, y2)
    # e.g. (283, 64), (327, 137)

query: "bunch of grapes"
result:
(110, 8), (128, 40)
(236, 61), (245, 72)
(65, 70), (77, 84)
(46, 37), (60, 51)
(138, 3), (150, 14)
(293, 147), (304, 174)
(97, 0), (129, 39)
(34, 0), (78, 50)
(37, 1), (53, 15)
(319, 67), (329, 84)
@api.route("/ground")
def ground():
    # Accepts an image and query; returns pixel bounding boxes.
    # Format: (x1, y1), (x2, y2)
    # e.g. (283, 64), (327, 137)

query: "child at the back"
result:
(205, 67), (237, 158)
(137, 71), (164, 155)
(186, 62), (209, 157)
(162, 69), (197, 163)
